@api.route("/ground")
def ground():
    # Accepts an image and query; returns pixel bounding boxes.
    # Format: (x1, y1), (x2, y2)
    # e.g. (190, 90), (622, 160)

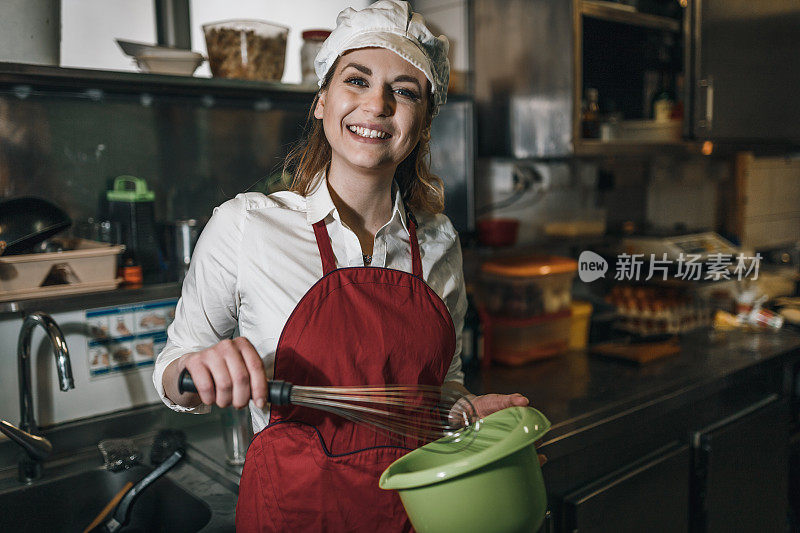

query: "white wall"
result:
(0, 309), (162, 427)
(58, 0), (370, 82)
(60, 0), (156, 72)
(0, 0), (60, 65)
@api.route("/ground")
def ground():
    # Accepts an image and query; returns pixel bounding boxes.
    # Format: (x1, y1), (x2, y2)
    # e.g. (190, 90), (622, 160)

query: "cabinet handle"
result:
(698, 77), (714, 133)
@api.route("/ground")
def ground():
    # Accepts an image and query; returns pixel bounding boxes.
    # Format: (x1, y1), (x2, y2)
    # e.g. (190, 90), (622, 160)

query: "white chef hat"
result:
(314, 0), (450, 115)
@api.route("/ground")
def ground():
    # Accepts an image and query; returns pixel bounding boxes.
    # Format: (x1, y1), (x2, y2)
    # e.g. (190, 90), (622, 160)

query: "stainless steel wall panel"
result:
(473, 0), (575, 158)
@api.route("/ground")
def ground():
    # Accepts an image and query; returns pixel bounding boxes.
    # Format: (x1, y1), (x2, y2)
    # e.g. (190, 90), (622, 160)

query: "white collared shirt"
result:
(153, 178), (467, 432)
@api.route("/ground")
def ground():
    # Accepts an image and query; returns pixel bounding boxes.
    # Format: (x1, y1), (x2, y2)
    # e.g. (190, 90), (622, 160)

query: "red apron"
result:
(236, 213), (456, 532)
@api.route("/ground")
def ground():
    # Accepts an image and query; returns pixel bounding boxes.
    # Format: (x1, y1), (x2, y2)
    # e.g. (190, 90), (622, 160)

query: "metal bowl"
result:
(0, 197), (71, 255)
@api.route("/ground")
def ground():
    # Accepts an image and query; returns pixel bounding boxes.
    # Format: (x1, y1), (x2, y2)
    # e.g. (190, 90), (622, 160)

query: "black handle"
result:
(177, 368), (196, 394)
(178, 368), (293, 405)
(109, 449), (185, 531)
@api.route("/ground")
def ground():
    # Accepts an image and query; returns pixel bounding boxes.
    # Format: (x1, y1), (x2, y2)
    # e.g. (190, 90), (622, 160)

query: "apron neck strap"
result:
(311, 213), (423, 277)
(406, 211), (423, 278)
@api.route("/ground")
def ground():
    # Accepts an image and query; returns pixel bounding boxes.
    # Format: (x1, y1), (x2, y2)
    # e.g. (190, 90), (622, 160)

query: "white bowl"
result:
(134, 52), (205, 76)
(116, 38), (180, 57)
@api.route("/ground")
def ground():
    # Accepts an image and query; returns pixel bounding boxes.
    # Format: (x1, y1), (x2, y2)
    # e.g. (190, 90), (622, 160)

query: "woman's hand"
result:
(469, 393), (530, 418)
(163, 337), (267, 410)
(458, 390), (546, 466)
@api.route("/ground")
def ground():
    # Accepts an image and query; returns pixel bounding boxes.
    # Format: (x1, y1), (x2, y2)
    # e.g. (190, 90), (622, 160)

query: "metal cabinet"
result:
(473, 0), (800, 158)
(473, 0), (689, 158)
(690, 394), (790, 533)
(687, 0), (800, 146)
(562, 442), (691, 532)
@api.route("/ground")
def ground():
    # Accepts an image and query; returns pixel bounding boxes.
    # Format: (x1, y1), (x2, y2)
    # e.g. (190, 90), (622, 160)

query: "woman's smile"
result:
(346, 123), (392, 142)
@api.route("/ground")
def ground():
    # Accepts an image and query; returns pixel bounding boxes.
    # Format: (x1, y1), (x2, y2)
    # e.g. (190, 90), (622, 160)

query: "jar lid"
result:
(481, 255), (577, 277)
(106, 175), (155, 202)
(302, 29), (331, 41)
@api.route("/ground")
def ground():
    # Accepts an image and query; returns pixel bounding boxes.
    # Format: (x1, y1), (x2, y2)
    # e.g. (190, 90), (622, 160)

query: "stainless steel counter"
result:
(466, 328), (800, 460)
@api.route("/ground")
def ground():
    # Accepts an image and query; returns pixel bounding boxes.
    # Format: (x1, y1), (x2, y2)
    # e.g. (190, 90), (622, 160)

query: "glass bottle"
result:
(582, 88), (601, 139)
(300, 30), (331, 85)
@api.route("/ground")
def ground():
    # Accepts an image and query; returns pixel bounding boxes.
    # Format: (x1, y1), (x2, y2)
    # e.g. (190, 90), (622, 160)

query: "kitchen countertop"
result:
(182, 328), (800, 490)
(465, 328), (800, 459)
(2, 328), (797, 531)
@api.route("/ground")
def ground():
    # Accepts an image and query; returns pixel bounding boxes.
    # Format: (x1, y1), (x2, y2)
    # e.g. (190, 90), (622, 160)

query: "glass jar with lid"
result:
(301, 29), (331, 85)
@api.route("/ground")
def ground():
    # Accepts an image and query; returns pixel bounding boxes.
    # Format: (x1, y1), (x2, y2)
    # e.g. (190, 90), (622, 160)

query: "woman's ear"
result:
(314, 92), (325, 120)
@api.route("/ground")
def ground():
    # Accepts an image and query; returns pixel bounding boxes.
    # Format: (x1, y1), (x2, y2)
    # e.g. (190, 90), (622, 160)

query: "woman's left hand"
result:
(467, 393), (546, 466)
(469, 392), (530, 418)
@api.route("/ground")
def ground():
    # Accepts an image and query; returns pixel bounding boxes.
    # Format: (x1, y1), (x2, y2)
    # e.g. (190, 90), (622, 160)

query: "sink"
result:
(0, 465), (212, 532)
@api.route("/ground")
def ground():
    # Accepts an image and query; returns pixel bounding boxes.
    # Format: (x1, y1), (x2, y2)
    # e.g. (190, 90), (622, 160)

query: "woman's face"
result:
(314, 47), (429, 175)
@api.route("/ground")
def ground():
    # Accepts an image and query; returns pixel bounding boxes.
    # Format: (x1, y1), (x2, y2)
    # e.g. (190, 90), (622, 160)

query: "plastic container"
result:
(476, 218), (519, 247)
(203, 19), (288, 81)
(380, 407), (550, 533)
(485, 310), (572, 365)
(569, 300), (593, 350)
(300, 29), (331, 85)
(106, 176), (161, 283)
(0, 238), (124, 301)
(479, 255), (578, 318)
(543, 208), (607, 238)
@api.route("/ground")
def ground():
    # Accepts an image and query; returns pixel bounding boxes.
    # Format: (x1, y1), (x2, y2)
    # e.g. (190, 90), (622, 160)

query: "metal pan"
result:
(0, 197), (71, 255)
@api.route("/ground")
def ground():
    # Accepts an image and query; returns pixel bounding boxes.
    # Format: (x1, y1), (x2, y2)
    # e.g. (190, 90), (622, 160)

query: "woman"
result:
(154, 1), (529, 530)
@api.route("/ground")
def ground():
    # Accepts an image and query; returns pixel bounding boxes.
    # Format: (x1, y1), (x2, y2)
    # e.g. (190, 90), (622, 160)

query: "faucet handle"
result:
(0, 419), (53, 461)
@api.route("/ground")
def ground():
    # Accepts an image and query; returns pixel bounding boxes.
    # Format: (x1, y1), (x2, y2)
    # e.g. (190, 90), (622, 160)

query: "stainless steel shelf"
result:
(0, 62), (317, 103)
(581, 0), (681, 32)
(0, 282), (181, 316)
(574, 139), (703, 157)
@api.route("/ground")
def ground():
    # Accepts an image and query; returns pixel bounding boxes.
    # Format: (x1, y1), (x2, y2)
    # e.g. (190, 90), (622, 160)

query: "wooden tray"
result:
(590, 338), (680, 364)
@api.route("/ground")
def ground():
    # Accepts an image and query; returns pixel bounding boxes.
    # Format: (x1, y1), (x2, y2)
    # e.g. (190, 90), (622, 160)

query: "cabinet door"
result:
(690, 395), (790, 533)
(563, 442), (691, 533)
(690, 0), (800, 144)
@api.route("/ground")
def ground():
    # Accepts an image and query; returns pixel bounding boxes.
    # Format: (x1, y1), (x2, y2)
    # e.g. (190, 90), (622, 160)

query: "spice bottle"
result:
(301, 30), (331, 85)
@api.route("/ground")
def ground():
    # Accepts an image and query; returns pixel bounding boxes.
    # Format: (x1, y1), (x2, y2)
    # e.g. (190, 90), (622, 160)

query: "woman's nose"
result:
(362, 86), (394, 116)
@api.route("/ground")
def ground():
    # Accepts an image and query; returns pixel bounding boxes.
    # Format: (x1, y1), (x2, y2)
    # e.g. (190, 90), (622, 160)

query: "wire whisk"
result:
(178, 370), (479, 448)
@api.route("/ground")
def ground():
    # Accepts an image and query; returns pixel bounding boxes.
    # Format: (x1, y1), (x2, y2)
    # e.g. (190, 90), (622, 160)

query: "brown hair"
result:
(284, 56), (445, 215)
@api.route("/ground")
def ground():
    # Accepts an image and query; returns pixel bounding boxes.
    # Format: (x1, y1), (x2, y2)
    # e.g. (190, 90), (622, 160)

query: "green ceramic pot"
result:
(379, 407), (551, 533)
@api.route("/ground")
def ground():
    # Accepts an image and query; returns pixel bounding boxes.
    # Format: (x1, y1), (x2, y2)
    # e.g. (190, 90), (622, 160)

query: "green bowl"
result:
(379, 407), (551, 533)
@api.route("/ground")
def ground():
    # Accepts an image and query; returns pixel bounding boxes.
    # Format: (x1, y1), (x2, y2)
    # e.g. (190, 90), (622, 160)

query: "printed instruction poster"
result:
(86, 299), (177, 378)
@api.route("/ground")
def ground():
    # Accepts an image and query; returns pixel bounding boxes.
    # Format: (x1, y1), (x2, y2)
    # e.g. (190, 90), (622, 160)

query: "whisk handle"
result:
(178, 368), (293, 405)
(178, 368), (196, 395)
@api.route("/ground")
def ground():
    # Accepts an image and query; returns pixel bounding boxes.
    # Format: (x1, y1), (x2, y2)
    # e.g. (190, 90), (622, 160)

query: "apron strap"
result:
(312, 220), (337, 275)
(311, 213), (423, 278)
(406, 211), (423, 278)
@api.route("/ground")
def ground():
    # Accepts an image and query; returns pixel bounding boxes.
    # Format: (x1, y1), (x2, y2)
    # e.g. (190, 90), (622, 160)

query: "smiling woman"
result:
(153, 1), (531, 531)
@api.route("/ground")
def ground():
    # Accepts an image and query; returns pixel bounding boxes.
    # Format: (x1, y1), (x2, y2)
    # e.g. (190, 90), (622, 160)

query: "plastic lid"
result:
(481, 255), (577, 277)
(106, 176), (155, 202)
(302, 29), (332, 41)
(379, 407), (550, 490)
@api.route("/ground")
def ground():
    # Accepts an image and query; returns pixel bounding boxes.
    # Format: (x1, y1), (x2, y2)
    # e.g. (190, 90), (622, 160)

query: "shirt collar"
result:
(305, 173), (336, 225)
(305, 173), (412, 236)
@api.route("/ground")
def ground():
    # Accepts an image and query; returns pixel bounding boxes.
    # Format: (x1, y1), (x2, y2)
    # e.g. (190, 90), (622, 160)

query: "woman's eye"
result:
(394, 87), (420, 100)
(345, 77), (367, 87)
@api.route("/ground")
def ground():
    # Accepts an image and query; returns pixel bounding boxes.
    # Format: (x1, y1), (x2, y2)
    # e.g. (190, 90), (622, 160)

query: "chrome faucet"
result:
(0, 312), (74, 482)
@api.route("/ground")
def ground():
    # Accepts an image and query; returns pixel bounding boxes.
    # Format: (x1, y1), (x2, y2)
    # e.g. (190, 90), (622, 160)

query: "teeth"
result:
(348, 125), (388, 139)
